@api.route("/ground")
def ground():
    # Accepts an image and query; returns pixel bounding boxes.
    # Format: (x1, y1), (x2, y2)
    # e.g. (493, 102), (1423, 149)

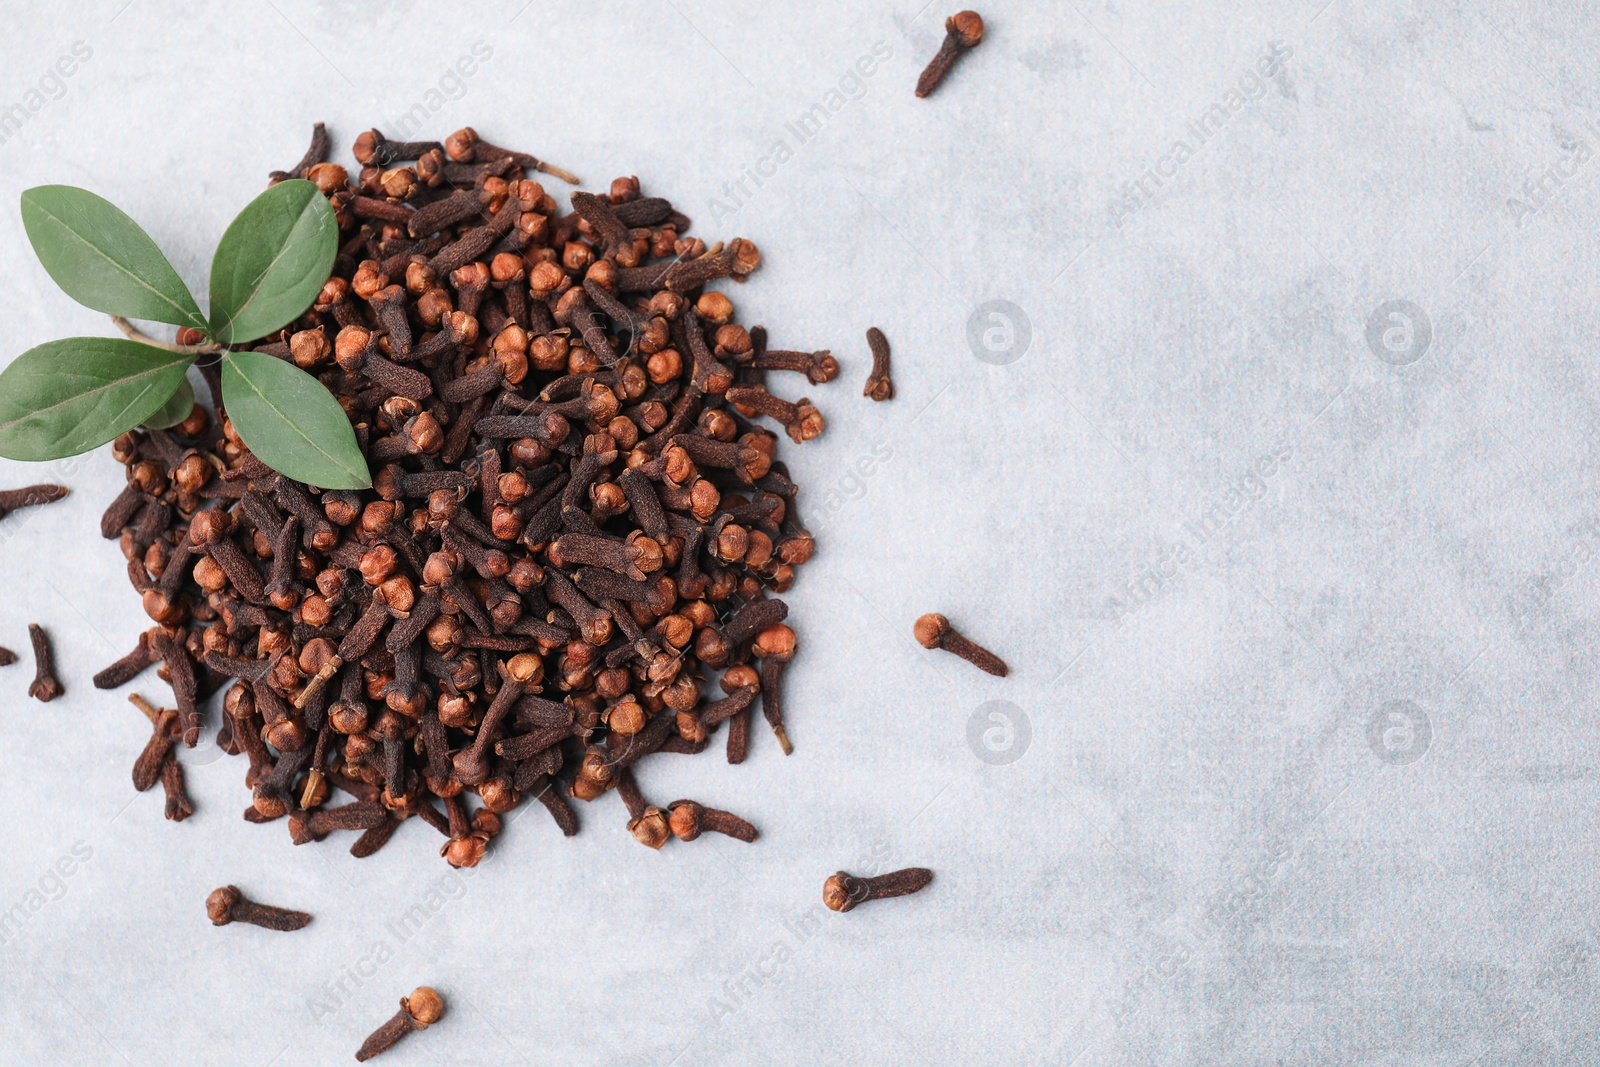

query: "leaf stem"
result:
(110, 316), (221, 355)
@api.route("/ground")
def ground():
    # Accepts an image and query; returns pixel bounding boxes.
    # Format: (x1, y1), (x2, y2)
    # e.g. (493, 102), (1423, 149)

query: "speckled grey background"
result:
(2, 1), (1598, 1064)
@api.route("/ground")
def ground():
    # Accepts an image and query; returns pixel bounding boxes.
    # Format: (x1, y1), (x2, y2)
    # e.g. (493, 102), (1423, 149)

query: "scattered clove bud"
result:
(161, 757), (194, 821)
(823, 867), (934, 912)
(129, 693), (179, 793)
(916, 11), (985, 98)
(863, 327), (894, 401)
(205, 885), (311, 930)
(913, 613), (1008, 676)
(93, 630), (156, 689)
(667, 800), (758, 842)
(27, 623), (62, 701)
(0, 483), (69, 521)
(355, 986), (445, 1061)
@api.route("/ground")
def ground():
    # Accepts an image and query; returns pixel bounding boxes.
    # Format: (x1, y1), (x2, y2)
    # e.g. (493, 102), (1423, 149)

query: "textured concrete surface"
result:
(2, 1), (1599, 1064)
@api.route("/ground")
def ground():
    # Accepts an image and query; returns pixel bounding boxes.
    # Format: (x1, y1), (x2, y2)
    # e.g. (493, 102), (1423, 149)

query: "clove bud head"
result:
(629, 807), (671, 849)
(823, 873), (863, 912)
(913, 613), (952, 648)
(947, 10), (985, 45)
(205, 885), (244, 925)
(403, 986), (445, 1026)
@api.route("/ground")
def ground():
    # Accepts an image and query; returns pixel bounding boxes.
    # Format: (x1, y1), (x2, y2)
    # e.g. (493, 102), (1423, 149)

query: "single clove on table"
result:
(824, 867), (934, 911)
(863, 327), (894, 401)
(95, 123), (828, 865)
(915, 11), (985, 98)
(27, 623), (63, 701)
(914, 613), (1008, 676)
(356, 986), (444, 1061)
(206, 885), (311, 930)
(0, 483), (69, 522)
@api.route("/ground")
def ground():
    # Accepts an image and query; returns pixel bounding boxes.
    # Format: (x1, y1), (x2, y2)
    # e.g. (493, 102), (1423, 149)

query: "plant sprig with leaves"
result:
(0, 181), (371, 488)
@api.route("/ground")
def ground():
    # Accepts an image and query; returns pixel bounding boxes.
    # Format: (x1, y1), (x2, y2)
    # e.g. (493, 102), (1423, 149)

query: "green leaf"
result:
(141, 376), (196, 429)
(221, 351), (369, 489)
(209, 179), (338, 344)
(20, 186), (208, 333)
(0, 338), (195, 461)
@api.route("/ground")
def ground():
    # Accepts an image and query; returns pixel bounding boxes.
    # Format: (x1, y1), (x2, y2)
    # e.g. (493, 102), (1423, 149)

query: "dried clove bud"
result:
(0, 484), (69, 521)
(913, 613), (1008, 676)
(915, 11), (985, 98)
(823, 867), (934, 912)
(355, 986), (445, 1061)
(863, 327), (894, 401)
(667, 800), (758, 842)
(27, 623), (62, 702)
(206, 885), (311, 930)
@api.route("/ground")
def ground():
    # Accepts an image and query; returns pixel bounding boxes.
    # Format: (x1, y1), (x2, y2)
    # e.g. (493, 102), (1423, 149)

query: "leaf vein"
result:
(231, 362), (363, 482)
(29, 201), (201, 327)
(0, 361), (185, 432)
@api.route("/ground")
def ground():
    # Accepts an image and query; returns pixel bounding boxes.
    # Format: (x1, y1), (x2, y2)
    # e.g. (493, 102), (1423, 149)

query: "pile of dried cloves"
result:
(96, 123), (835, 865)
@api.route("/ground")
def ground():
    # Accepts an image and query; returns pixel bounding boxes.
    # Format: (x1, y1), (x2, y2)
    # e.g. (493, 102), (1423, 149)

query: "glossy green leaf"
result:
(221, 351), (369, 489)
(20, 186), (208, 332)
(141, 376), (196, 429)
(209, 179), (338, 344)
(0, 339), (195, 461)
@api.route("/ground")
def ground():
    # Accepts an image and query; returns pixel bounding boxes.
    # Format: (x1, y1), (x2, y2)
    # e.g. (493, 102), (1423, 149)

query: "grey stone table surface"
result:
(1, 1), (1597, 1064)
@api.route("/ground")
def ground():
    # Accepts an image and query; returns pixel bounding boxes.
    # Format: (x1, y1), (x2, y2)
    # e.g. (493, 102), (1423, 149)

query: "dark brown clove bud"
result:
(352, 128), (444, 167)
(451, 653), (543, 785)
(355, 986), (445, 1061)
(0, 483), (69, 521)
(608, 767), (665, 851)
(823, 867), (934, 912)
(725, 386), (824, 444)
(268, 122), (330, 183)
(668, 800), (758, 842)
(94, 630), (156, 688)
(205, 885), (311, 930)
(915, 11), (985, 98)
(863, 327), (894, 400)
(130, 694), (179, 792)
(753, 623), (797, 755)
(161, 756), (194, 821)
(628, 805), (671, 850)
(913, 613), (1008, 676)
(27, 623), (62, 702)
